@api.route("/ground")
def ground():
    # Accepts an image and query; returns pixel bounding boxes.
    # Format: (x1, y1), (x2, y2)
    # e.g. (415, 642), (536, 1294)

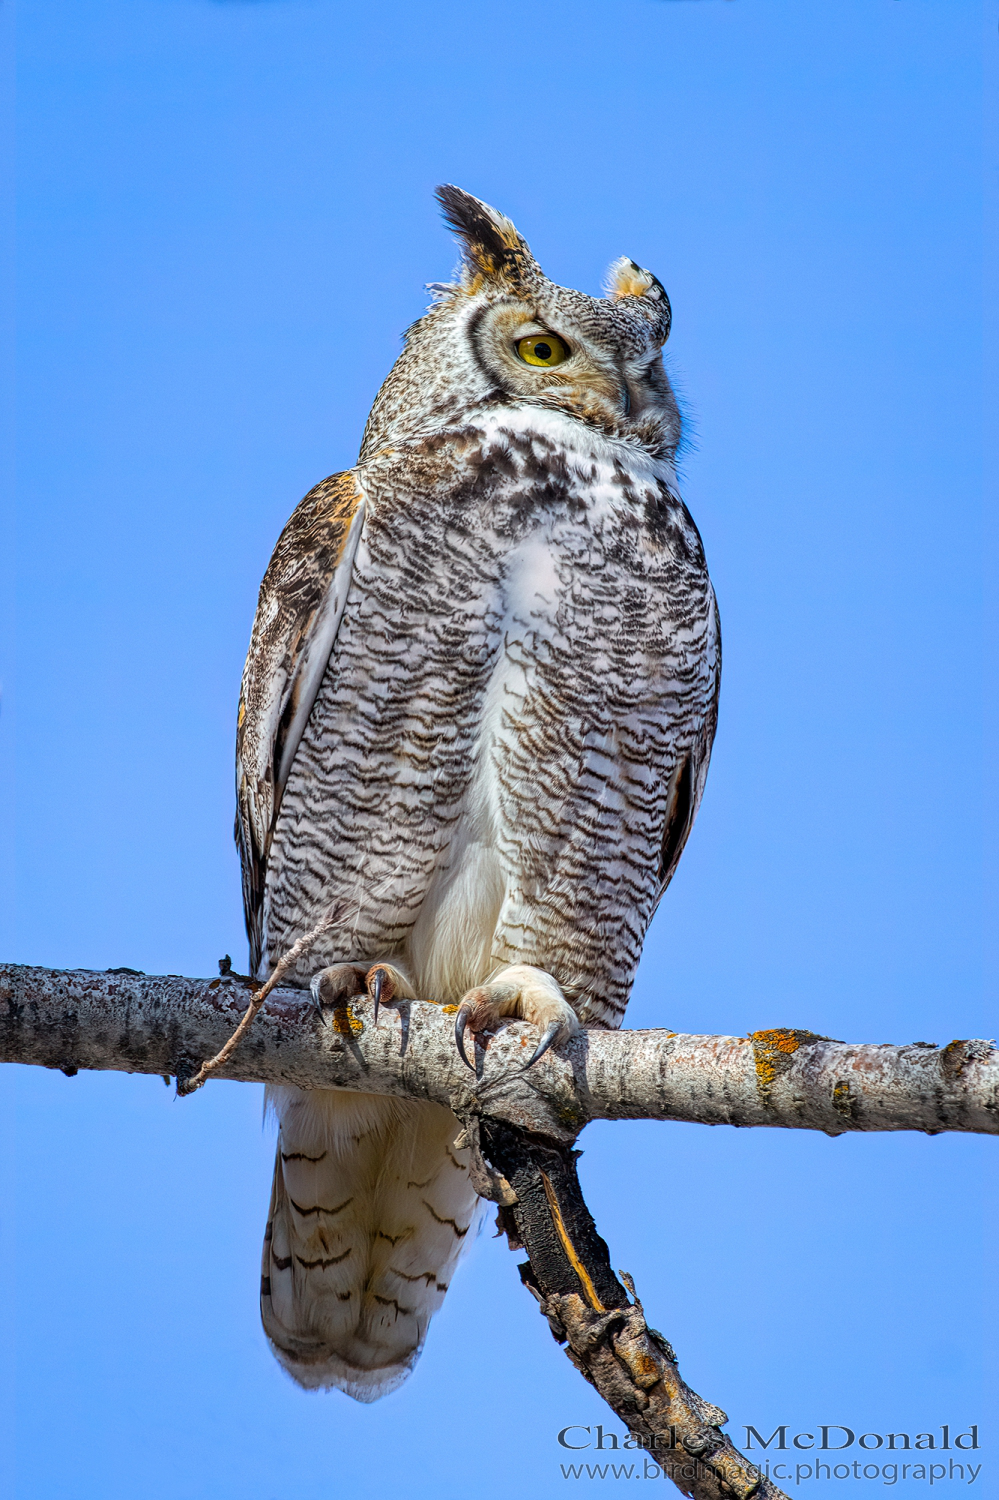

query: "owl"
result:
(235, 187), (720, 1402)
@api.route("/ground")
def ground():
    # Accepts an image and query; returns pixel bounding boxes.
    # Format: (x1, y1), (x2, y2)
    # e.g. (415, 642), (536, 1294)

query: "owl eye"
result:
(515, 333), (569, 368)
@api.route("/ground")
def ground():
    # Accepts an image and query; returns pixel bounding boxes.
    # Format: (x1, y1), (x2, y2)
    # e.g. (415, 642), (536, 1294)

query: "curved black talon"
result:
(370, 967), (385, 1026)
(455, 1008), (475, 1071)
(311, 973), (326, 1016)
(523, 1019), (561, 1070)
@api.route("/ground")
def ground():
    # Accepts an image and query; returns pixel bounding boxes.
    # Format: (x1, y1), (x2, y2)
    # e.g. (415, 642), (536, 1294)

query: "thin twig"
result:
(175, 902), (354, 1096)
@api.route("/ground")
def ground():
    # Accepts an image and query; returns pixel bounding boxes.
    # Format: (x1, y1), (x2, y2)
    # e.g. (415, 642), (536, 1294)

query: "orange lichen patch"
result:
(750, 1027), (828, 1106)
(332, 1003), (363, 1037)
(555, 1101), (587, 1133)
(441, 1004), (459, 1015)
(831, 1079), (857, 1121)
(605, 257), (656, 300)
(751, 1027), (807, 1054)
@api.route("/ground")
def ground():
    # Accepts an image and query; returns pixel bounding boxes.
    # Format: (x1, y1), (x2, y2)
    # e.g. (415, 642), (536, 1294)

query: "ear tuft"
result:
(605, 257), (671, 342)
(435, 185), (537, 286)
(604, 257), (661, 301)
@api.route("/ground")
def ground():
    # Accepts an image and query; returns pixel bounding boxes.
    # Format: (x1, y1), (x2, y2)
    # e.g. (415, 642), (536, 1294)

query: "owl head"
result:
(359, 186), (681, 463)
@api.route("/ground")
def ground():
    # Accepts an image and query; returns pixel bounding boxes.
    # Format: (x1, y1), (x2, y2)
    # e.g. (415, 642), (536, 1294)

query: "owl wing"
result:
(235, 470), (366, 973)
(655, 583), (722, 902)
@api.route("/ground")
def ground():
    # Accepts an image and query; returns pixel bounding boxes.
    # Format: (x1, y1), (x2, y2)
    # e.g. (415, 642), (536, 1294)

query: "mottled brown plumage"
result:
(235, 187), (719, 1401)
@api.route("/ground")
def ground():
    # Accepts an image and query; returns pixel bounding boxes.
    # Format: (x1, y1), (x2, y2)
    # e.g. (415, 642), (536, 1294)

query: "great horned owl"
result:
(235, 187), (720, 1402)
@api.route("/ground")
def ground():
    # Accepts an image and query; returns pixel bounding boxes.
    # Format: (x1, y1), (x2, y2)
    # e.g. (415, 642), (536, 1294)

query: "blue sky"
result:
(1, 1), (994, 1497)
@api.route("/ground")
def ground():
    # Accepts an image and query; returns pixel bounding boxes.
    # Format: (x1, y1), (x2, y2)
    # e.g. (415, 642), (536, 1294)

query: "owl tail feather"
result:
(261, 1086), (482, 1401)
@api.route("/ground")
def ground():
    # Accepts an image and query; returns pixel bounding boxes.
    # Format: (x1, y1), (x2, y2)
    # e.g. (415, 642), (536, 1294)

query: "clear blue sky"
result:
(1, 2), (993, 1497)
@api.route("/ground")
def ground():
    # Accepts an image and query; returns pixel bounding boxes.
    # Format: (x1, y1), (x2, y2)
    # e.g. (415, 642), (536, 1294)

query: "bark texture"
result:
(1, 964), (995, 1139)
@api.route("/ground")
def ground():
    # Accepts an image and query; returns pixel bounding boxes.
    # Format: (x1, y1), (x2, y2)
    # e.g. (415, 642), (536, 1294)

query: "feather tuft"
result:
(604, 256), (657, 300)
(435, 184), (541, 290)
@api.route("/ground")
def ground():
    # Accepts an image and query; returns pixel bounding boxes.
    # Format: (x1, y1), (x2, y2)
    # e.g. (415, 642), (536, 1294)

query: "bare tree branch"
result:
(1, 964), (994, 1138)
(2, 959), (994, 1500)
(484, 1120), (785, 1500)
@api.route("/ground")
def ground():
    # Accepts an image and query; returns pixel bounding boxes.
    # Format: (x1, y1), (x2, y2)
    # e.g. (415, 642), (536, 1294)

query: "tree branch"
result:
(1, 964), (994, 1139)
(2, 960), (995, 1500)
(484, 1120), (782, 1500)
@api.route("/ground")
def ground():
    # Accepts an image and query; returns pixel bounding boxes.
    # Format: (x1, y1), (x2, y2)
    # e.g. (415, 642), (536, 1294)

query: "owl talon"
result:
(455, 966), (579, 1075)
(362, 963), (415, 1026)
(368, 966), (387, 1026)
(523, 1019), (562, 1070)
(455, 1008), (475, 1071)
(453, 986), (503, 1070)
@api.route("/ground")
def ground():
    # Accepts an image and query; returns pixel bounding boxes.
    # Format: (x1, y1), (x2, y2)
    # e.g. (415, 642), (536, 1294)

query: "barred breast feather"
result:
(263, 409), (719, 1022)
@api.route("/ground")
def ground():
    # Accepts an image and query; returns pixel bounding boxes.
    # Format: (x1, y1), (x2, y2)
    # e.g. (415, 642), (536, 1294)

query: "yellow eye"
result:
(516, 333), (570, 367)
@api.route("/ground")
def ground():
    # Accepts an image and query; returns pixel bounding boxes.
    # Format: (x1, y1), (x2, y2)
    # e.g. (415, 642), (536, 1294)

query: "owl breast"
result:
(263, 407), (718, 1026)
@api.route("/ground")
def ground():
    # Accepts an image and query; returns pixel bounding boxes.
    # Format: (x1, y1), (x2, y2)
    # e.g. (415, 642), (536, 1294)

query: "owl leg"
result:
(455, 963), (579, 1072)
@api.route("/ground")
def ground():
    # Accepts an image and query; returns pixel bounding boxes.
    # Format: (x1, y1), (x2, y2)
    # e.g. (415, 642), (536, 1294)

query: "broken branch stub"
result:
(478, 1120), (788, 1500)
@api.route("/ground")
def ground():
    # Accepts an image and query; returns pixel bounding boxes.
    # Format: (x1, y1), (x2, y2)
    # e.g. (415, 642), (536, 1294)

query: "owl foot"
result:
(454, 964), (579, 1072)
(310, 964), (367, 1014)
(310, 962), (415, 1026)
(363, 963), (416, 1024)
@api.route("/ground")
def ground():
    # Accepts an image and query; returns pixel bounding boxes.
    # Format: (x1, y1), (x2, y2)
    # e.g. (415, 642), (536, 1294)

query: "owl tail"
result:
(260, 1086), (482, 1402)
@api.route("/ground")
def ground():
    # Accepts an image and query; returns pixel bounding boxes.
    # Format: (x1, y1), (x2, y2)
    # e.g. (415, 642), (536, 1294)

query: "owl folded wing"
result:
(235, 471), (366, 972)
(654, 583), (722, 907)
